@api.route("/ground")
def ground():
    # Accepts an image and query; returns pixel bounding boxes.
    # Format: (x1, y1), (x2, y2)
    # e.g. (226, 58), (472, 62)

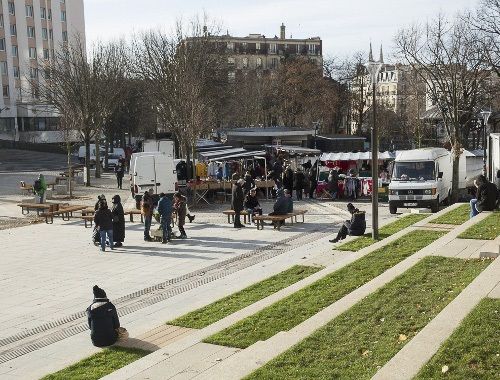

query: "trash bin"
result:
(135, 194), (143, 210)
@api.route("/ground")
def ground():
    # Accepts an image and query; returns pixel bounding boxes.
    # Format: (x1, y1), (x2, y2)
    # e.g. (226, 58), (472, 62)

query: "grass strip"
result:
(431, 204), (470, 225)
(415, 298), (500, 380)
(41, 347), (150, 380)
(458, 211), (500, 240)
(246, 256), (490, 380)
(169, 265), (321, 329)
(204, 230), (444, 349)
(336, 214), (428, 252)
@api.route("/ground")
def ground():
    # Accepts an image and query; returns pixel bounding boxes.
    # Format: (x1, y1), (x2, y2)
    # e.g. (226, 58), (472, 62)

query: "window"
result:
(308, 44), (316, 54)
(29, 47), (37, 59)
(8, 2), (15, 15)
(226, 41), (234, 51)
(0, 14), (3, 28)
(227, 57), (235, 65)
(242, 57), (248, 68)
(11, 45), (18, 56)
(61, 10), (66, 22)
(26, 4), (33, 17)
(40, 7), (46, 19)
(255, 42), (260, 51)
(242, 42), (247, 50)
(10, 23), (16, 36)
(0, 61), (7, 75)
(3, 85), (9, 98)
(13, 66), (19, 78)
(48, 8), (52, 20)
(0, 39), (6, 51)
(49, 29), (53, 40)
(269, 43), (277, 54)
(42, 28), (48, 40)
(228, 71), (235, 81)
(43, 48), (49, 60)
(271, 57), (278, 69)
(27, 26), (35, 38)
(296, 44), (301, 54)
(256, 57), (262, 68)
(62, 31), (68, 42)
(30, 67), (38, 79)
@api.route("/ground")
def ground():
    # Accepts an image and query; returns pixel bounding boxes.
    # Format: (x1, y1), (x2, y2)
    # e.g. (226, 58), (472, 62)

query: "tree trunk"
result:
(451, 149), (460, 203)
(104, 138), (109, 171)
(85, 136), (91, 187)
(95, 132), (101, 178)
(66, 141), (73, 197)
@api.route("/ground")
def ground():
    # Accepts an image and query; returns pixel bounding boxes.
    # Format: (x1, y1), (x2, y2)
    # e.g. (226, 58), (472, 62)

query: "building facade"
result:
(0, 0), (85, 143)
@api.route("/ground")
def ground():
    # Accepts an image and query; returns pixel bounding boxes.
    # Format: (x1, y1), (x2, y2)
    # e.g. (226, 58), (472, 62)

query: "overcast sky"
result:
(84, 0), (480, 60)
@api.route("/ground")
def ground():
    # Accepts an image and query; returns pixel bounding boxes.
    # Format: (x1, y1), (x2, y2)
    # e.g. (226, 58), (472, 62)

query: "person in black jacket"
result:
(94, 201), (114, 251)
(283, 166), (294, 194)
(308, 165), (318, 199)
(87, 285), (120, 347)
(470, 175), (499, 218)
(243, 171), (255, 195)
(269, 189), (289, 216)
(293, 167), (305, 201)
(329, 203), (366, 243)
(245, 188), (262, 224)
(115, 163), (125, 189)
(232, 178), (245, 228)
(111, 195), (125, 247)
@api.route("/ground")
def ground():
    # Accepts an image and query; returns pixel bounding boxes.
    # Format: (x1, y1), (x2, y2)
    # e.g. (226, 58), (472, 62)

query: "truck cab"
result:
(389, 148), (451, 213)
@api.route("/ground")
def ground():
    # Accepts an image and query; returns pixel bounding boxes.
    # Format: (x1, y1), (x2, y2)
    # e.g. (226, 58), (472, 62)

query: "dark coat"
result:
(293, 171), (306, 190)
(348, 211), (366, 236)
(272, 195), (289, 215)
(476, 182), (498, 212)
(175, 196), (187, 226)
(111, 203), (125, 243)
(87, 298), (120, 347)
(243, 174), (255, 193)
(94, 208), (113, 231)
(245, 194), (260, 209)
(231, 183), (244, 212)
(158, 196), (173, 221)
(283, 169), (294, 191)
(328, 171), (339, 192)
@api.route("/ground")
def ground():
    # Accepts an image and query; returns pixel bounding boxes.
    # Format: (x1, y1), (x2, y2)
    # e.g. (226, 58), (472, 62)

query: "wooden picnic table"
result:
(17, 202), (69, 215)
(253, 210), (308, 231)
(41, 205), (88, 224)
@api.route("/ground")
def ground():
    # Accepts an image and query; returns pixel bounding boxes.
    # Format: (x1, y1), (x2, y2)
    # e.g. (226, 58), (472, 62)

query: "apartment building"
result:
(0, 0), (85, 143)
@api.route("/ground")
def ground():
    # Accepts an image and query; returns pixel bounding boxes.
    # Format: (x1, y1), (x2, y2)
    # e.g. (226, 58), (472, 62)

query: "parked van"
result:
(131, 153), (176, 196)
(489, 133), (500, 188)
(102, 148), (125, 170)
(78, 144), (105, 165)
(142, 139), (175, 157)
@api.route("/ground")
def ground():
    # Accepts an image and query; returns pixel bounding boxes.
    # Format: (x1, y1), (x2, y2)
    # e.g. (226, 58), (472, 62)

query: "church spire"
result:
(379, 44), (384, 63)
(369, 42), (374, 62)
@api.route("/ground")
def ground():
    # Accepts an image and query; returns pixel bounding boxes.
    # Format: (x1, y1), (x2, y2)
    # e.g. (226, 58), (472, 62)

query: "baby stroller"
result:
(92, 226), (100, 246)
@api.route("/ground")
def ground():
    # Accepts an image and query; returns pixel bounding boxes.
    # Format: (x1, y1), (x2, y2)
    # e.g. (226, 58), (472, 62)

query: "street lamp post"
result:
(480, 110), (492, 178)
(365, 53), (383, 240)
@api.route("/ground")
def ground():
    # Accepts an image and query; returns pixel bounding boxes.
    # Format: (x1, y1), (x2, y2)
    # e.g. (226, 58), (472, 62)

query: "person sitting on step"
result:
(329, 203), (366, 243)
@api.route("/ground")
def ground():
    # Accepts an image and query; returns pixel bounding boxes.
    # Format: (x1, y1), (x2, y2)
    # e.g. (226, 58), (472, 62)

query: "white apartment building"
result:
(0, 0), (85, 144)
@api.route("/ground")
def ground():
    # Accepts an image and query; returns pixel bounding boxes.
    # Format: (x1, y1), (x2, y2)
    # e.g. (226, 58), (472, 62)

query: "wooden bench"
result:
(81, 215), (94, 228)
(125, 209), (143, 223)
(222, 210), (249, 224)
(17, 202), (62, 216)
(40, 205), (87, 224)
(253, 209), (308, 230)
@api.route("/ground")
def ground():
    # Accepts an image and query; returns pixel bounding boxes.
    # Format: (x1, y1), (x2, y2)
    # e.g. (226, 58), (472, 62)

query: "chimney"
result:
(280, 23), (286, 39)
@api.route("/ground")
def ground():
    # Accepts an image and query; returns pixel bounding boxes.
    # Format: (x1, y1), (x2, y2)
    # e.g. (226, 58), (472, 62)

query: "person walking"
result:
(328, 168), (339, 200)
(94, 200), (114, 252)
(33, 174), (47, 204)
(329, 203), (366, 243)
(174, 192), (188, 238)
(141, 190), (154, 241)
(157, 193), (173, 243)
(115, 163), (125, 189)
(231, 178), (245, 228)
(470, 175), (499, 218)
(308, 165), (318, 199)
(283, 166), (294, 194)
(111, 195), (125, 247)
(87, 285), (124, 347)
(293, 167), (305, 201)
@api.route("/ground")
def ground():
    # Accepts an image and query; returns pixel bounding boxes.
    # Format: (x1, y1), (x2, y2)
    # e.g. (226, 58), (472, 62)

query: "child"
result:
(174, 192), (188, 238)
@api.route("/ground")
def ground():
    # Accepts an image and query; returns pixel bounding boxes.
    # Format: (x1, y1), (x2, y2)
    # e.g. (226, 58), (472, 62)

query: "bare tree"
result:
(33, 36), (126, 186)
(395, 14), (492, 201)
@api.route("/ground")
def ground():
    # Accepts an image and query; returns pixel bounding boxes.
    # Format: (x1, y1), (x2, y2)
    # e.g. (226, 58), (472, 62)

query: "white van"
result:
(102, 148), (125, 170)
(489, 133), (500, 188)
(78, 144), (105, 165)
(131, 153), (176, 196)
(143, 139), (175, 157)
(389, 148), (452, 213)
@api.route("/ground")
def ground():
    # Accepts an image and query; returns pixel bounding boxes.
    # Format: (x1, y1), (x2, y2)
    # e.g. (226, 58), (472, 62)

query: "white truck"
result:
(131, 152), (177, 197)
(388, 148), (482, 214)
(489, 133), (500, 188)
(142, 139), (175, 157)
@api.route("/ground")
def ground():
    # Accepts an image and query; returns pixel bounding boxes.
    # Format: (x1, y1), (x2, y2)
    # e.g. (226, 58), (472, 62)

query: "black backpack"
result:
(34, 179), (42, 192)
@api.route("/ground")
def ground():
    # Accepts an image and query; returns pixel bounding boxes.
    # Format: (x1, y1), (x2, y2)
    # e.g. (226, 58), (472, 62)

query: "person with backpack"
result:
(33, 174), (47, 204)
(94, 200), (114, 252)
(87, 285), (127, 347)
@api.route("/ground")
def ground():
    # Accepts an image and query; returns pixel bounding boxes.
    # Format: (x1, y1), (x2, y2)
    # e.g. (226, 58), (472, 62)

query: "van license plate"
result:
(404, 202), (418, 207)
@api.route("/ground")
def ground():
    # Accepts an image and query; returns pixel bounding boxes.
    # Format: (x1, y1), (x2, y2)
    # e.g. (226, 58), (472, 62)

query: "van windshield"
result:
(392, 161), (435, 181)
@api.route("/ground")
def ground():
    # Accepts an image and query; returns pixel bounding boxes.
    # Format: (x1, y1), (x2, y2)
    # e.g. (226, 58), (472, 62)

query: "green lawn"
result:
(458, 211), (500, 240)
(41, 347), (150, 380)
(336, 214), (428, 251)
(204, 230), (444, 349)
(415, 298), (500, 380)
(431, 204), (470, 225)
(245, 256), (490, 380)
(169, 265), (321, 329)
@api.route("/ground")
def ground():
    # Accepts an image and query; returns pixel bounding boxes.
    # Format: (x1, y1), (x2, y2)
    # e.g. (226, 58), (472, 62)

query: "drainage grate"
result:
(0, 224), (335, 364)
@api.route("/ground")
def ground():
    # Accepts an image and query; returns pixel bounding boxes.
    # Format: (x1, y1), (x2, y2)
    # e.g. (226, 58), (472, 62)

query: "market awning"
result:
(265, 145), (321, 155)
(209, 150), (266, 162)
(198, 148), (247, 159)
(320, 151), (396, 161)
